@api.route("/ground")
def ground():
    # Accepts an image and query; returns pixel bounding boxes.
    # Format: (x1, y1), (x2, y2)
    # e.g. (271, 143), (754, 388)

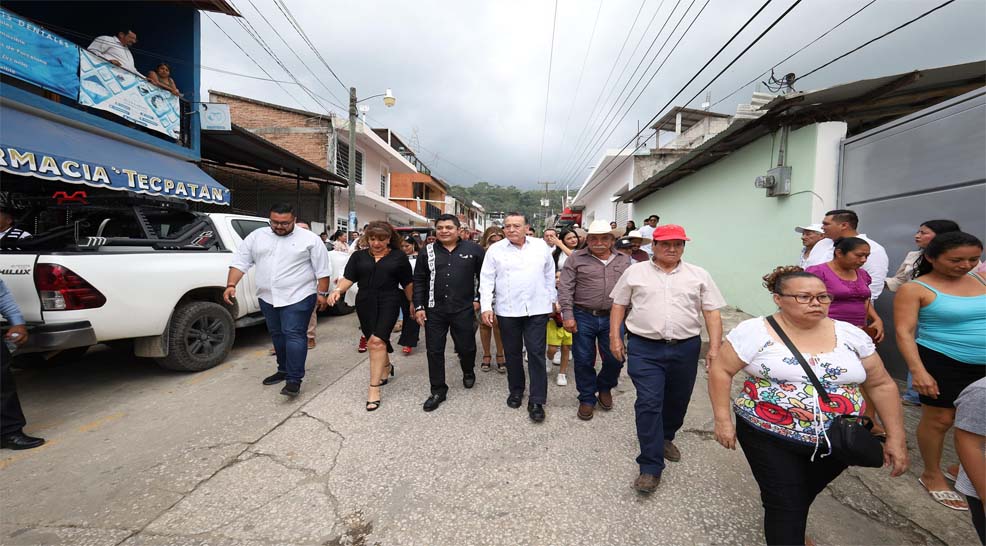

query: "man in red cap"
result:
(609, 224), (725, 494)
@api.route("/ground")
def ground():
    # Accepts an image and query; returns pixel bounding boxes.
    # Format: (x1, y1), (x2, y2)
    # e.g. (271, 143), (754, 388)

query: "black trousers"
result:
(969, 495), (986, 545)
(398, 299), (420, 348)
(424, 307), (477, 395)
(736, 418), (848, 546)
(497, 314), (549, 405)
(1, 343), (27, 435)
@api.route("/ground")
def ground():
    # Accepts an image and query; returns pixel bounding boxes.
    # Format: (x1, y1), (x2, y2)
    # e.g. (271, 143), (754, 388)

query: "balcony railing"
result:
(425, 203), (442, 220)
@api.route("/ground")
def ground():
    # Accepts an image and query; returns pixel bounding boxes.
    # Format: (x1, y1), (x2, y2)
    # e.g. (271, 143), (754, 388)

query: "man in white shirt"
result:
(481, 212), (556, 422)
(803, 209), (889, 300)
(638, 214), (659, 256)
(224, 203), (331, 397)
(88, 30), (137, 73)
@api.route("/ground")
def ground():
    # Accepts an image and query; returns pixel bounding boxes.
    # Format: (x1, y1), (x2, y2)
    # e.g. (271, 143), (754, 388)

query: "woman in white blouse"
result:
(708, 266), (908, 546)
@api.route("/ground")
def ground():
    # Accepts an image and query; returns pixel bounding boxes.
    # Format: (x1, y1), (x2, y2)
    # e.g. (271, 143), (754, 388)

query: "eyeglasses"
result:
(776, 293), (833, 304)
(269, 220), (294, 227)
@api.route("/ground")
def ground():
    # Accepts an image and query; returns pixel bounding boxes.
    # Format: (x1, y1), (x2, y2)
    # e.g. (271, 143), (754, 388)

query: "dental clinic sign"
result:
(0, 8), (80, 98)
(0, 146), (230, 205)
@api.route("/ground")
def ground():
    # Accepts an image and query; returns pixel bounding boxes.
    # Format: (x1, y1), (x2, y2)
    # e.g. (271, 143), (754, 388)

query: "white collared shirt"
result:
(230, 227), (331, 308)
(480, 236), (556, 317)
(803, 234), (889, 300)
(87, 35), (136, 73)
(639, 224), (656, 255)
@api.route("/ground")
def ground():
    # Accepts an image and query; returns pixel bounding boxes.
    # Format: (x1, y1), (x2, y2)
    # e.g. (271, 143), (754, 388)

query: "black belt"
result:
(627, 331), (698, 345)
(575, 305), (610, 316)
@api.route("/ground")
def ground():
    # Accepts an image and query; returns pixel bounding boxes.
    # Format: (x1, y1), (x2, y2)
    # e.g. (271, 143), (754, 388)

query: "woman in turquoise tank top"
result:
(895, 232), (986, 511)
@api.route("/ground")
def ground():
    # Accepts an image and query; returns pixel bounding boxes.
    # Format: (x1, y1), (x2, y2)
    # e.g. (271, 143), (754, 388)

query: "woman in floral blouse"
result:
(708, 266), (907, 546)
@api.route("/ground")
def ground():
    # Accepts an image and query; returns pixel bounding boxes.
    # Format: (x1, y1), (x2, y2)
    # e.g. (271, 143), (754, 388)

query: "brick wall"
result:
(210, 94), (333, 168)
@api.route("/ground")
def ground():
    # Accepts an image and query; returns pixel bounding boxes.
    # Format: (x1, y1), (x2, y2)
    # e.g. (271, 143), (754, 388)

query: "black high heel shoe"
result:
(366, 382), (384, 411)
(379, 362), (395, 386)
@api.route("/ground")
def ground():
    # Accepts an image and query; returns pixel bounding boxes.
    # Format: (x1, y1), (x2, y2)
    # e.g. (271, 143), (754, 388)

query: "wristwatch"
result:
(318, 291), (331, 297)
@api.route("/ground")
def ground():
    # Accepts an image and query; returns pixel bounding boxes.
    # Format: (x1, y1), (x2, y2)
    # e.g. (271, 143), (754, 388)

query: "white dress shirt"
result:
(803, 234), (889, 300)
(87, 36), (136, 73)
(638, 224), (656, 255)
(480, 237), (556, 317)
(230, 226), (331, 308)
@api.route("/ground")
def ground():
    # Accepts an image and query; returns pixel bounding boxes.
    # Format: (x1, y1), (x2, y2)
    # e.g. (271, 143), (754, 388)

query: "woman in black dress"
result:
(327, 221), (413, 411)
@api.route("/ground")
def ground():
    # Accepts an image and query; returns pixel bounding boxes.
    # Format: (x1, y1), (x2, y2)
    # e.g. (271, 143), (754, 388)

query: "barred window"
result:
(336, 140), (364, 184)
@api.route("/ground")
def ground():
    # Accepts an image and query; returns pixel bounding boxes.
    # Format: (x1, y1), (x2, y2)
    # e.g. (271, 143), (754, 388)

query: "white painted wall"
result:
(575, 158), (633, 225)
(809, 122), (847, 222)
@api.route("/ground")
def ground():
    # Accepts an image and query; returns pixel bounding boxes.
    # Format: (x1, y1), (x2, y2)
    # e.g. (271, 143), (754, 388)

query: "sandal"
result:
(481, 356), (492, 372)
(918, 478), (969, 511)
(496, 354), (506, 373)
(378, 362), (395, 386)
(366, 383), (384, 412)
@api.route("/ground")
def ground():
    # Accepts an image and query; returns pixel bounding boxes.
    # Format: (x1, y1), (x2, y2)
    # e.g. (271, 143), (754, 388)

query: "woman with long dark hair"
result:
(552, 228), (580, 270)
(479, 227), (506, 372)
(327, 221), (412, 411)
(895, 231), (986, 511)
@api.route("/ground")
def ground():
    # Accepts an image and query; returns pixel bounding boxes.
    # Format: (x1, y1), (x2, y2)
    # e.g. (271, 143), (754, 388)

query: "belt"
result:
(575, 305), (609, 317)
(627, 331), (698, 345)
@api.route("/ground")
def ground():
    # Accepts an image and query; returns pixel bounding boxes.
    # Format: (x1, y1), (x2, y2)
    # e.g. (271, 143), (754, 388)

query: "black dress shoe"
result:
(423, 393), (446, 412)
(462, 372), (476, 389)
(280, 382), (300, 396)
(263, 372), (287, 385)
(528, 403), (545, 423)
(1, 431), (45, 450)
(506, 393), (523, 408)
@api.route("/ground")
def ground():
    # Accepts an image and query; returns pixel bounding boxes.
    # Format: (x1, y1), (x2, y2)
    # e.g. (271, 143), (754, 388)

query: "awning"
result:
(0, 105), (230, 205)
(201, 124), (347, 186)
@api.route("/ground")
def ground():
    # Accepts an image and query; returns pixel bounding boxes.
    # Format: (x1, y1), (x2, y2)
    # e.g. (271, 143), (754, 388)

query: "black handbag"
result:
(766, 316), (885, 468)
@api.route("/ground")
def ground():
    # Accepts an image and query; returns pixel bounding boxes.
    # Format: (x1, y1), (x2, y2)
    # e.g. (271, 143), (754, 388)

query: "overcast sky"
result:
(200, 0), (985, 190)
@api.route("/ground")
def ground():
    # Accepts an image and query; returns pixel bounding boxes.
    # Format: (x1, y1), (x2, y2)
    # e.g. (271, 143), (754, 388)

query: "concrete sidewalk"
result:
(2, 308), (979, 545)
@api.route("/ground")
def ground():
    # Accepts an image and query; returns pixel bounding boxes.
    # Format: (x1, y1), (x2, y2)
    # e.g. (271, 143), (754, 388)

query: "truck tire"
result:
(157, 301), (235, 372)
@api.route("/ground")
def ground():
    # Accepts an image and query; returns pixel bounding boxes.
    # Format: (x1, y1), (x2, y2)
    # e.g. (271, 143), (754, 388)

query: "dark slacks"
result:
(736, 418), (848, 546)
(424, 307), (477, 395)
(969, 495), (986, 545)
(398, 299), (420, 348)
(259, 294), (317, 384)
(497, 314), (549, 405)
(1, 342), (27, 435)
(572, 308), (623, 405)
(626, 333), (700, 475)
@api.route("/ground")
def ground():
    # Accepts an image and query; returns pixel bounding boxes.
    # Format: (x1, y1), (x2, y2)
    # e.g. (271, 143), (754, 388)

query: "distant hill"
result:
(449, 182), (568, 227)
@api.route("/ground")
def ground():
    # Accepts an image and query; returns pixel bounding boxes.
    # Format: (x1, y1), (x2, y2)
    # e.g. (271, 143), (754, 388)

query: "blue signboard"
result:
(0, 8), (80, 98)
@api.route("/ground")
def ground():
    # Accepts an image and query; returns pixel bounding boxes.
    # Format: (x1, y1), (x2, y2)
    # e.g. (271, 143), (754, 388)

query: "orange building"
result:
(389, 172), (449, 221)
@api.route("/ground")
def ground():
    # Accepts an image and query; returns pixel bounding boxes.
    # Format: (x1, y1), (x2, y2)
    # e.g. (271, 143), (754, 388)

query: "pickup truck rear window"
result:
(231, 220), (270, 240)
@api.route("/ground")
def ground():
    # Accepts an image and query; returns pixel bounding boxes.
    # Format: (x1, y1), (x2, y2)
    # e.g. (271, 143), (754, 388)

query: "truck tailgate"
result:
(0, 254), (42, 322)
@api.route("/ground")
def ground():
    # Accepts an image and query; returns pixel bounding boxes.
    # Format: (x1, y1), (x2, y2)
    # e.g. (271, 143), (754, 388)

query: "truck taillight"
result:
(34, 264), (106, 311)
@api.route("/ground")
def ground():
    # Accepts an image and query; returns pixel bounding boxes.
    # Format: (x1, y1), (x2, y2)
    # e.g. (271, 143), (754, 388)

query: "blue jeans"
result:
(626, 333), (701, 476)
(572, 308), (623, 405)
(903, 372), (921, 403)
(259, 294), (317, 384)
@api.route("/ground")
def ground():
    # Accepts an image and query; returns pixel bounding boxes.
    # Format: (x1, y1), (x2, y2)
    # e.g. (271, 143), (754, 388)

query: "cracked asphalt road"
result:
(1, 311), (979, 545)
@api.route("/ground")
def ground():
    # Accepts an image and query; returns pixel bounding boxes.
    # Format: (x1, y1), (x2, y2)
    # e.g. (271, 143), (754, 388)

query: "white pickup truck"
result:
(0, 202), (353, 371)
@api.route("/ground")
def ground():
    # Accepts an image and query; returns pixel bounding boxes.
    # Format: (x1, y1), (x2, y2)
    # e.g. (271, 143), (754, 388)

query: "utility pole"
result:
(538, 180), (554, 231)
(348, 87), (358, 235)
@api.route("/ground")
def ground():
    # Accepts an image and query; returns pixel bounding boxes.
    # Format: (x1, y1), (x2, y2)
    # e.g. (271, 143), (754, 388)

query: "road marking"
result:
(77, 411), (125, 433)
(0, 438), (58, 470)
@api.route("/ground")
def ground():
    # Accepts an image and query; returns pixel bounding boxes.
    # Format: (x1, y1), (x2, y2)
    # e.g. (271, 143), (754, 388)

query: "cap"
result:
(652, 224), (690, 241)
(795, 223), (823, 234)
(616, 237), (634, 249)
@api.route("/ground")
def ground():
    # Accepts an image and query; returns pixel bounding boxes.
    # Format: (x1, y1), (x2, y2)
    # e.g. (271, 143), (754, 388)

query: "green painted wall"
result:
(633, 124), (828, 315)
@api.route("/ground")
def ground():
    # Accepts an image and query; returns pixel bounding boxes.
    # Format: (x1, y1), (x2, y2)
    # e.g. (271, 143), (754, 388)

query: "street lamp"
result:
(347, 87), (396, 235)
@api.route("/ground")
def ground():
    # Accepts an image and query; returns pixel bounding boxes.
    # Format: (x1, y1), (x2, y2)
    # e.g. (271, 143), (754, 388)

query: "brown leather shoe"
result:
(664, 439), (681, 462)
(597, 391), (613, 410)
(577, 403), (595, 421)
(633, 473), (661, 494)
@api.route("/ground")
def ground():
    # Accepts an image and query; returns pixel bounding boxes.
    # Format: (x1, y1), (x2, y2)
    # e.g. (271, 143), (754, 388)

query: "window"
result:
(413, 182), (426, 199)
(380, 165), (389, 197)
(336, 140), (364, 184)
(336, 218), (349, 232)
(231, 219), (270, 240)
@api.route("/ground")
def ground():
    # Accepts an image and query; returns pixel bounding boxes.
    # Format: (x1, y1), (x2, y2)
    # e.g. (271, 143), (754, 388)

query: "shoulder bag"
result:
(766, 315), (884, 468)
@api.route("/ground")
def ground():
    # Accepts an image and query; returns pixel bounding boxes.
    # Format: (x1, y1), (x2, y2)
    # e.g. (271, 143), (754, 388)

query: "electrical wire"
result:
(578, 0), (800, 201)
(271, 0), (348, 93)
(795, 0), (956, 84)
(536, 0), (560, 186)
(711, 0), (877, 108)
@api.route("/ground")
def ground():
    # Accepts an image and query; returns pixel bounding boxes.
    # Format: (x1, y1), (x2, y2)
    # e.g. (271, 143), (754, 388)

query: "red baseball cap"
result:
(652, 224), (691, 241)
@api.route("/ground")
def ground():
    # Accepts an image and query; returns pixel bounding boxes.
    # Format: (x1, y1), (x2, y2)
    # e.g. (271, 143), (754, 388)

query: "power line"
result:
(551, 0), (603, 177)
(271, 0), (348, 93)
(536, 0), (560, 185)
(579, 0), (799, 201)
(245, 0), (347, 108)
(795, 0), (956, 84)
(558, 0), (668, 184)
(561, 0), (706, 188)
(711, 0), (877, 108)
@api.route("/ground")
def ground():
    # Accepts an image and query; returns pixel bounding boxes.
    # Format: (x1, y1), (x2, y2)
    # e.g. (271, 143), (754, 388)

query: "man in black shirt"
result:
(413, 214), (485, 411)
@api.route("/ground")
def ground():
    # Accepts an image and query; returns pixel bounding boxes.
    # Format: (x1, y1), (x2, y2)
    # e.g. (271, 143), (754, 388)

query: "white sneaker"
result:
(556, 373), (567, 386)
(553, 351), (562, 365)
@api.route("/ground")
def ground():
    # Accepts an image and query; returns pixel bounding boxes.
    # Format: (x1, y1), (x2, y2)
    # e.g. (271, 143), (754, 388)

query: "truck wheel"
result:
(157, 302), (235, 372)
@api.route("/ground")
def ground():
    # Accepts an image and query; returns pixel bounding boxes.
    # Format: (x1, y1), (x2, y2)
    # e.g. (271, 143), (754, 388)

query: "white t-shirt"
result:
(638, 224), (656, 254)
